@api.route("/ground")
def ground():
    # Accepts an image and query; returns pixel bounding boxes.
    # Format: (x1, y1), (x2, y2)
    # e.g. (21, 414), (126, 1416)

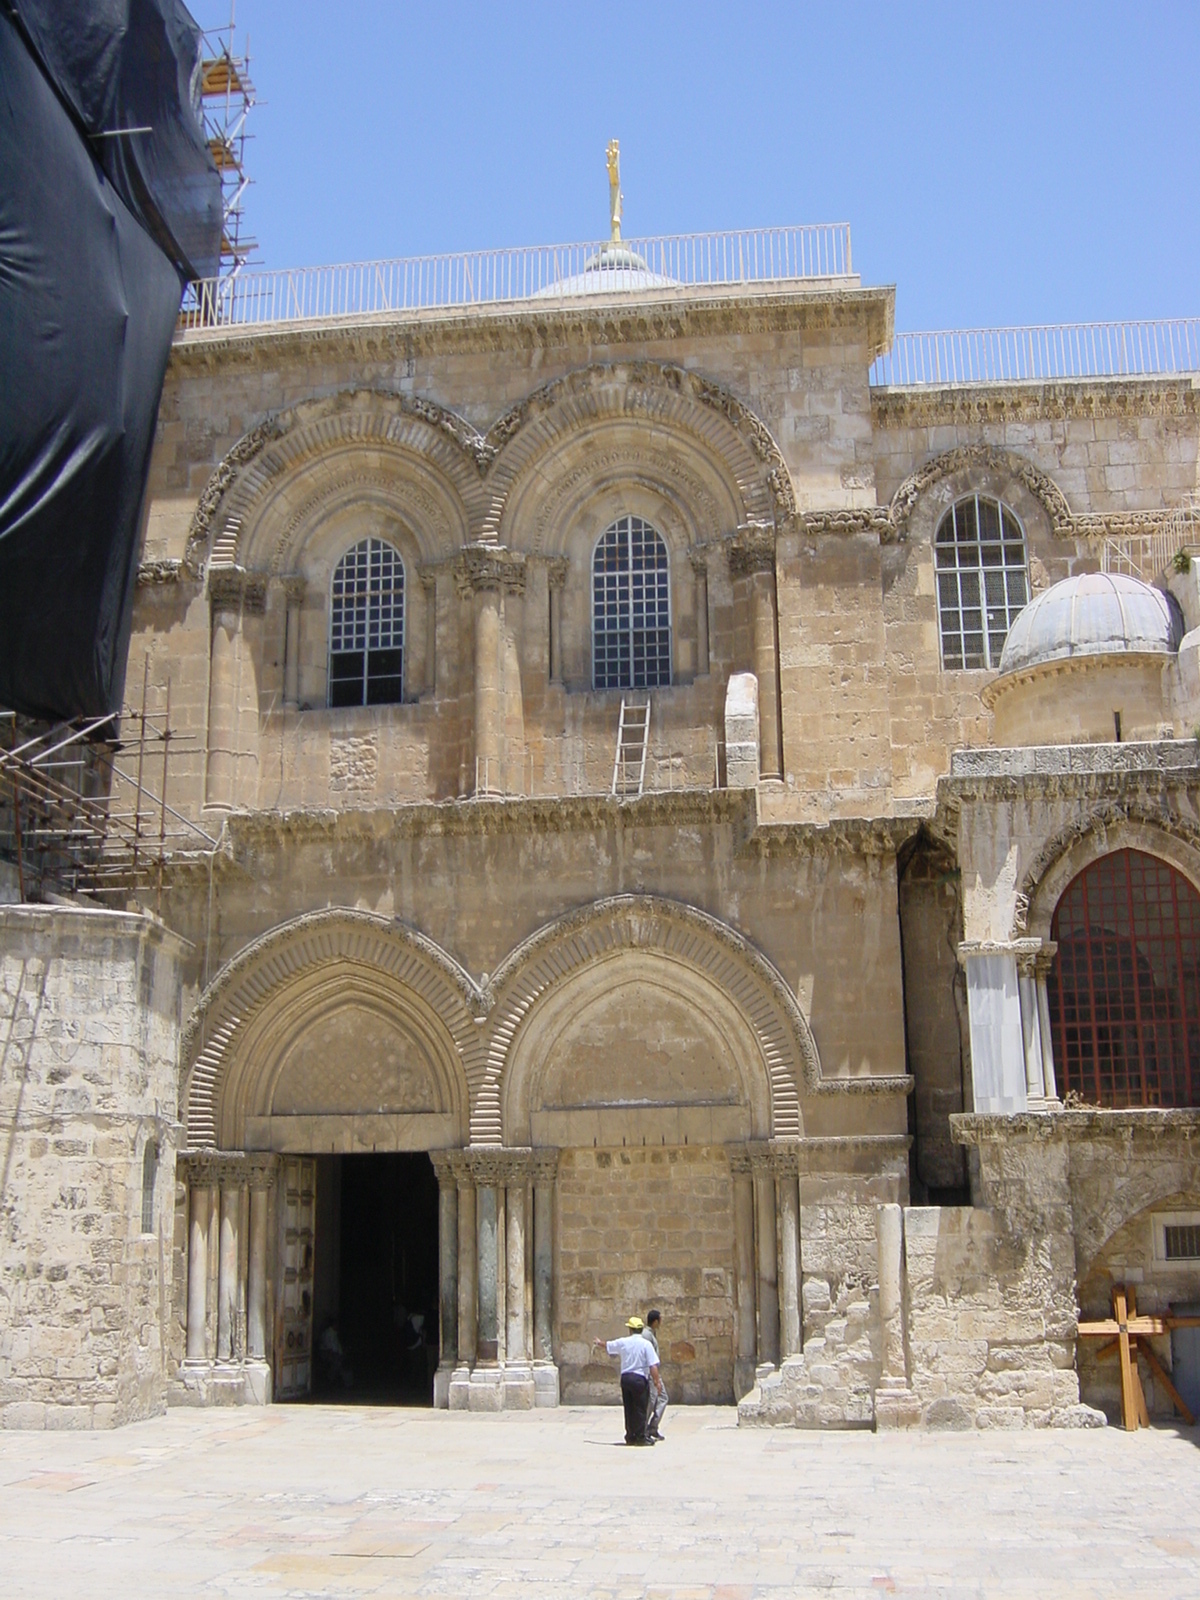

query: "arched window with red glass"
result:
(1047, 849), (1200, 1107)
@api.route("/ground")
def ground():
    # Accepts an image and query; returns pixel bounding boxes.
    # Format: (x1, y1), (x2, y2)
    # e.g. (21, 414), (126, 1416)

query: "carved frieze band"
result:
(178, 1150), (280, 1187)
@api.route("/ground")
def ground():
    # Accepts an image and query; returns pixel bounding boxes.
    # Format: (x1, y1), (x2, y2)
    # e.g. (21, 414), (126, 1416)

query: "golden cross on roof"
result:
(606, 139), (622, 243)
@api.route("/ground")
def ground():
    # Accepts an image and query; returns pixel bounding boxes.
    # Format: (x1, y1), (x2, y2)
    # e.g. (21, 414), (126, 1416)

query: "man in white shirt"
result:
(592, 1316), (663, 1445)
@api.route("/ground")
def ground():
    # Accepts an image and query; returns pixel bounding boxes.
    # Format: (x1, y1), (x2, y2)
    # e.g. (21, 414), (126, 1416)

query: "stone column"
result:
(204, 577), (241, 809)
(532, 1150), (560, 1406)
(547, 559), (568, 686)
(419, 570), (437, 696)
(776, 1157), (802, 1360)
(1017, 952), (1046, 1105)
(873, 1202), (920, 1428)
(728, 1148), (758, 1398)
(247, 1172), (270, 1361)
(1036, 948), (1059, 1102)
(691, 553), (709, 677)
(729, 529), (782, 781)
(430, 1153), (459, 1408)
(449, 1165), (476, 1410)
(186, 1179), (210, 1363)
(504, 1160), (535, 1408)
(456, 547), (525, 798)
(476, 1180), (500, 1363)
(217, 1176), (241, 1362)
(959, 940), (1037, 1113)
(751, 1152), (779, 1370)
(282, 576), (305, 709)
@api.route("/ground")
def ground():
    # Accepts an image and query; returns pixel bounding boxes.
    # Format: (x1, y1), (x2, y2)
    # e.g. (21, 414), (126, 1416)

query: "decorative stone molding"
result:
(136, 558), (184, 586)
(473, 893), (822, 1144)
(544, 557), (570, 591)
(801, 507), (898, 543)
(452, 544), (527, 598)
(208, 565), (269, 615)
(727, 525), (777, 576)
(177, 1150), (279, 1182)
(530, 1147), (560, 1182)
(181, 907), (488, 1149)
(872, 377), (1200, 429)
(184, 415), (287, 576)
(889, 445), (1073, 538)
(460, 1146), (534, 1185)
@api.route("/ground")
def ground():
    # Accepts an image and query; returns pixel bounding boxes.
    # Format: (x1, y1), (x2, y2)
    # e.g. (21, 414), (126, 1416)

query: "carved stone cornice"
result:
(208, 565), (268, 615)
(727, 525), (776, 577)
(872, 377), (1200, 430)
(136, 558), (184, 586)
(452, 545), (527, 598)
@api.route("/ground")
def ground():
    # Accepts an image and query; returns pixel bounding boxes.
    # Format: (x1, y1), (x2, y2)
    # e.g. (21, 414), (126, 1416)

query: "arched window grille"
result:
(935, 495), (1028, 670)
(329, 538), (405, 707)
(592, 515), (671, 690)
(1047, 849), (1200, 1108)
(141, 1140), (158, 1234)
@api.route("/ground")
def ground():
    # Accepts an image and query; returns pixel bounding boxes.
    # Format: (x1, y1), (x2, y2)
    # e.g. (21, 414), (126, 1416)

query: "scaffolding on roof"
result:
(196, 5), (257, 285)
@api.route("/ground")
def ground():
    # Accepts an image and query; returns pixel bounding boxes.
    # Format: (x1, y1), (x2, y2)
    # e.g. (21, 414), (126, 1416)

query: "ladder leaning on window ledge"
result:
(612, 698), (650, 797)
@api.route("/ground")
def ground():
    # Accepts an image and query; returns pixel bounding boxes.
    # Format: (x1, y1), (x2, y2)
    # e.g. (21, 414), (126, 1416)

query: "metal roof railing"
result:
(871, 320), (1200, 387)
(180, 224), (854, 329)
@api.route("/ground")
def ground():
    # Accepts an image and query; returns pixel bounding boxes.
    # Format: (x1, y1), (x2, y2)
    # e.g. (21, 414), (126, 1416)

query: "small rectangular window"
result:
(1165, 1224), (1200, 1261)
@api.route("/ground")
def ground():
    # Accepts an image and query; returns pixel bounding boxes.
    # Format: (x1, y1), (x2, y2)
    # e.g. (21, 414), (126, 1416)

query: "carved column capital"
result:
(463, 1146), (534, 1185)
(545, 557), (570, 592)
(726, 1144), (753, 1175)
(531, 1148), (560, 1183)
(281, 573), (306, 605)
(727, 525), (777, 577)
(208, 565), (268, 616)
(453, 545), (526, 599)
(746, 1138), (803, 1177)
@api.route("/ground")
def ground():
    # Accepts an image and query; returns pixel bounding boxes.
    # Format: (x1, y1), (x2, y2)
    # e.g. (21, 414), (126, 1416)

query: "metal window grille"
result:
(592, 516), (672, 690)
(329, 538), (405, 707)
(141, 1140), (158, 1234)
(1165, 1224), (1200, 1260)
(1047, 849), (1200, 1109)
(935, 496), (1028, 671)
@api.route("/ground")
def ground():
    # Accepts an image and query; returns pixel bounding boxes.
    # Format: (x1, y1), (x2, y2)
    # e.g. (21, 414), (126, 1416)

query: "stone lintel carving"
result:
(727, 525), (776, 577)
(136, 558), (184, 586)
(544, 557), (570, 591)
(208, 565), (268, 615)
(179, 1150), (279, 1186)
(453, 545), (526, 599)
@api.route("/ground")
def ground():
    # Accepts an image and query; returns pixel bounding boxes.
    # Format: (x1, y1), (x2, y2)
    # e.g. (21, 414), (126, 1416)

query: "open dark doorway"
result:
(310, 1152), (439, 1403)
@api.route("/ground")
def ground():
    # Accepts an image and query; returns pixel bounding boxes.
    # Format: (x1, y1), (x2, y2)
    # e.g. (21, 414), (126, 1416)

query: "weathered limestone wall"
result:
(555, 1145), (735, 1404)
(0, 907), (187, 1429)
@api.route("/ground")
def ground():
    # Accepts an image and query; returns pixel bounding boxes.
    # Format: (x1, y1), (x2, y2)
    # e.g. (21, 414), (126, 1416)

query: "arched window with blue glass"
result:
(328, 537), (405, 707)
(592, 515), (672, 690)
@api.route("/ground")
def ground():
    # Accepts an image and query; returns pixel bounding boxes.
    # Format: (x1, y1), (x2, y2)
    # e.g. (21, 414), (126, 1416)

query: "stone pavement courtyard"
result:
(1, 1406), (1198, 1599)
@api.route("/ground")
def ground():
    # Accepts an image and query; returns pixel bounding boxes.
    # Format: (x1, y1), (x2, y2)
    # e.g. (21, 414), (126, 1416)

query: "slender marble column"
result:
(205, 599), (239, 809)
(438, 1171), (459, 1368)
(532, 1160), (555, 1363)
(476, 1182), (500, 1361)
(1018, 956), (1045, 1103)
(876, 1202), (906, 1382)
(456, 1177), (477, 1367)
(751, 570), (782, 780)
(217, 1180), (240, 1361)
(729, 1152), (758, 1396)
(777, 1171), (801, 1359)
(505, 1180), (528, 1363)
(282, 577), (304, 709)
(247, 1179), (269, 1361)
(186, 1182), (210, 1362)
(547, 560), (568, 686)
(474, 589), (502, 795)
(1036, 950), (1059, 1101)
(752, 1164), (779, 1368)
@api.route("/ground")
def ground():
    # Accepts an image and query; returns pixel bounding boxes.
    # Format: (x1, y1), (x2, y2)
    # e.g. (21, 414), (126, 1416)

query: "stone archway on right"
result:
(1047, 848), (1200, 1109)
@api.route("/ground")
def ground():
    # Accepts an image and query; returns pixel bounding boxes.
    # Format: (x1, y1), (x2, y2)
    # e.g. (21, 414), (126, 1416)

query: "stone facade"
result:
(3, 263), (1200, 1429)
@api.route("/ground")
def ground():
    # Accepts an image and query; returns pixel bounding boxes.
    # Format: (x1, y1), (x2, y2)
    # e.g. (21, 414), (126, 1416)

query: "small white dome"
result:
(533, 243), (676, 298)
(998, 572), (1182, 675)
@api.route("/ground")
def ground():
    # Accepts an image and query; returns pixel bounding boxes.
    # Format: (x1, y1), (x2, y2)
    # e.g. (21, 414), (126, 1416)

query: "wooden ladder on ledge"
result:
(611, 698), (650, 797)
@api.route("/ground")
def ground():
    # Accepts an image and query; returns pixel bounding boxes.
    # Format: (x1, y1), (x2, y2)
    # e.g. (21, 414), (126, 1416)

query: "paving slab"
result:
(0, 1405), (1198, 1598)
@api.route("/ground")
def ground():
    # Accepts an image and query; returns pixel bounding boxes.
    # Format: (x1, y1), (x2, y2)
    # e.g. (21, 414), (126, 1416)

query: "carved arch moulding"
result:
(889, 444), (1073, 540)
(183, 389), (494, 577)
(470, 894), (822, 1146)
(181, 908), (489, 1150)
(1012, 801), (1200, 940)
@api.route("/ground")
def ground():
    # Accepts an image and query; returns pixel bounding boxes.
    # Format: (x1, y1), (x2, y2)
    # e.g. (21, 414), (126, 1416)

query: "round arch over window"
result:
(329, 538), (405, 707)
(1047, 848), (1200, 1108)
(592, 515), (671, 690)
(935, 495), (1028, 670)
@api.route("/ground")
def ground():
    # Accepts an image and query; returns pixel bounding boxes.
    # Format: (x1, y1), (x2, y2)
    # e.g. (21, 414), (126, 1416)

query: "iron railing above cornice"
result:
(871, 320), (1200, 388)
(179, 224), (855, 329)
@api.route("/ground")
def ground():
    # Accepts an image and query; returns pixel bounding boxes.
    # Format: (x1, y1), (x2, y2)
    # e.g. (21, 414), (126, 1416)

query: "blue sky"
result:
(199, 2), (1198, 330)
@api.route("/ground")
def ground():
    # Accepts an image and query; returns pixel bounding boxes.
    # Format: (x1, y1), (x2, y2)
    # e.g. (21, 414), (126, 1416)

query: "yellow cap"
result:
(625, 1316), (644, 1330)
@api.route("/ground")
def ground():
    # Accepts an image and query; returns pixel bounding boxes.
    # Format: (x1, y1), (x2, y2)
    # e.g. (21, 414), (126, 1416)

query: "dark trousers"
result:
(620, 1371), (649, 1443)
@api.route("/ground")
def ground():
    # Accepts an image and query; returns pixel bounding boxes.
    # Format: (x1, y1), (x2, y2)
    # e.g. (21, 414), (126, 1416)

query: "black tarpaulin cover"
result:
(0, 2), (221, 721)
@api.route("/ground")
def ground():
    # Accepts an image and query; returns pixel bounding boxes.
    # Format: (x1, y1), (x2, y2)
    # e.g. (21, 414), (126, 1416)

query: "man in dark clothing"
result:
(593, 1316), (663, 1444)
(641, 1308), (668, 1440)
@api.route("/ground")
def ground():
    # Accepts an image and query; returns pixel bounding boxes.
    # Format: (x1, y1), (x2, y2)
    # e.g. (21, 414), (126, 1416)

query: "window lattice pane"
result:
(592, 516), (671, 690)
(329, 538), (405, 707)
(935, 495), (1028, 670)
(1047, 849), (1200, 1109)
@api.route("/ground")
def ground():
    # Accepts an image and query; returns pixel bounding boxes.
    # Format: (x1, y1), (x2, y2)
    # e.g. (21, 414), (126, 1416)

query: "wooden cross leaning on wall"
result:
(1077, 1285), (1200, 1431)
